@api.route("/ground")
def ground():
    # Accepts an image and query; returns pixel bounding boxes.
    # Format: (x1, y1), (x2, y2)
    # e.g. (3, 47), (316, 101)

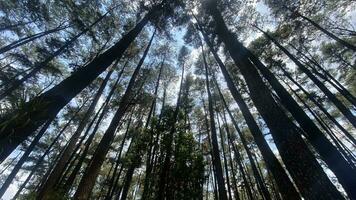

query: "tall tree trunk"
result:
(201, 25), (300, 198)
(73, 31), (155, 200)
(278, 64), (356, 146)
(62, 64), (127, 193)
(0, 12), (109, 100)
(255, 28), (356, 198)
(12, 104), (84, 200)
(0, 119), (53, 198)
(157, 56), (185, 200)
(60, 104), (106, 192)
(291, 44), (356, 105)
(38, 65), (115, 199)
(258, 28), (356, 128)
(141, 59), (164, 200)
(251, 28), (356, 198)
(119, 163), (136, 200)
(230, 140), (254, 200)
(216, 116), (233, 200)
(215, 100), (271, 200)
(0, 25), (68, 54)
(0, 9), (159, 162)
(282, 78), (356, 164)
(205, 2), (344, 199)
(13, 104), (86, 199)
(201, 43), (228, 200)
(105, 113), (133, 200)
(293, 10), (356, 51)
(225, 129), (240, 200)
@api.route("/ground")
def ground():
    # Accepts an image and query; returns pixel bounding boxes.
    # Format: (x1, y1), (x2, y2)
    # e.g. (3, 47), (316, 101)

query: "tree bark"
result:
(0, 9), (157, 162)
(201, 43), (228, 200)
(38, 65), (115, 199)
(157, 57), (185, 200)
(200, 24), (300, 198)
(255, 29), (356, 199)
(0, 119), (53, 198)
(205, 2), (345, 199)
(73, 30), (155, 200)
(258, 28), (356, 128)
(141, 59), (164, 200)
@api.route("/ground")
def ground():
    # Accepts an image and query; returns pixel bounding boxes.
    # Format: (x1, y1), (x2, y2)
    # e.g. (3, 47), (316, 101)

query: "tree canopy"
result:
(0, 0), (355, 199)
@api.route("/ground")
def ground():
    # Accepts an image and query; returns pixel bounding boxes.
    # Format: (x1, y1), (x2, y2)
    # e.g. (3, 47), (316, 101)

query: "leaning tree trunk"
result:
(230, 139), (254, 200)
(291, 44), (356, 106)
(216, 105), (271, 200)
(278, 64), (356, 146)
(205, 2), (344, 199)
(157, 61), (185, 200)
(63, 67), (127, 194)
(73, 31), (155, 200)
(0, 25), (68, 54)
(105, 113), (133, 200)
(0, 119), (53, 198)
(0, 12), (109, 100)
(38, 65), (115, 199)
(293, 10), (356, 52)
(251, 28), (356, 199)
(201, 43), (228, 200)
(258, 28), (356, 128)
(200, 25), (300, 198)
(225, 131), (240, 200)
(141, 59), (164, 200)
(0, 9), (158, 163)
(12, 104), (85, 200)
(215, 116), (233, 200)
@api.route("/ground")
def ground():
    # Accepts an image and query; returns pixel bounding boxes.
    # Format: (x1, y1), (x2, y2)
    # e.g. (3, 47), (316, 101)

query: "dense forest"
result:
(0, 0), (355, 199)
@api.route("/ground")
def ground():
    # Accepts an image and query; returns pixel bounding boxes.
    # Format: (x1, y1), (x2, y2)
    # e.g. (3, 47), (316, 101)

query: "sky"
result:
(1, 1), (356, 199)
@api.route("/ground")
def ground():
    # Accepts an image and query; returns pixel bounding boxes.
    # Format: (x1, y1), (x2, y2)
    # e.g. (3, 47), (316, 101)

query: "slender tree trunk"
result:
(231, 141), (254, 200)
(13, 104), (85, 199)
(250, 28), (356, 198)
(226, 131), (240, 200)
(38, 65), (115, 199)
(119, 164), (136, 200)
(60, 104), (107, 192)
(157, 57), (185, 200)
(282, 78), (356, 163)
(291, 44), (356, 105)
(216, 102), (271, 200)
(254, 28), (356, 198)
(0, 9), (158, 162)
(205, 3), (344, 199)
(0, 119), (53, 198)
(201, 43), (228, 200)
(0, 152), (20, 176)
(216, 116), (233, 200)
(258, 28), (356, 128)
(0, 12), (109, 100)
(293, 10), (356, 51)
(62, 64), (127, 192)
(201, 26), (300, 198)
(278, 65), (356, 146)
(73, 31), (155, 200)
(111, 163), (125, 199)
(141, 60), (164, 200)
(0, 25), (68, 54)
(105, 113), (133, 200)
